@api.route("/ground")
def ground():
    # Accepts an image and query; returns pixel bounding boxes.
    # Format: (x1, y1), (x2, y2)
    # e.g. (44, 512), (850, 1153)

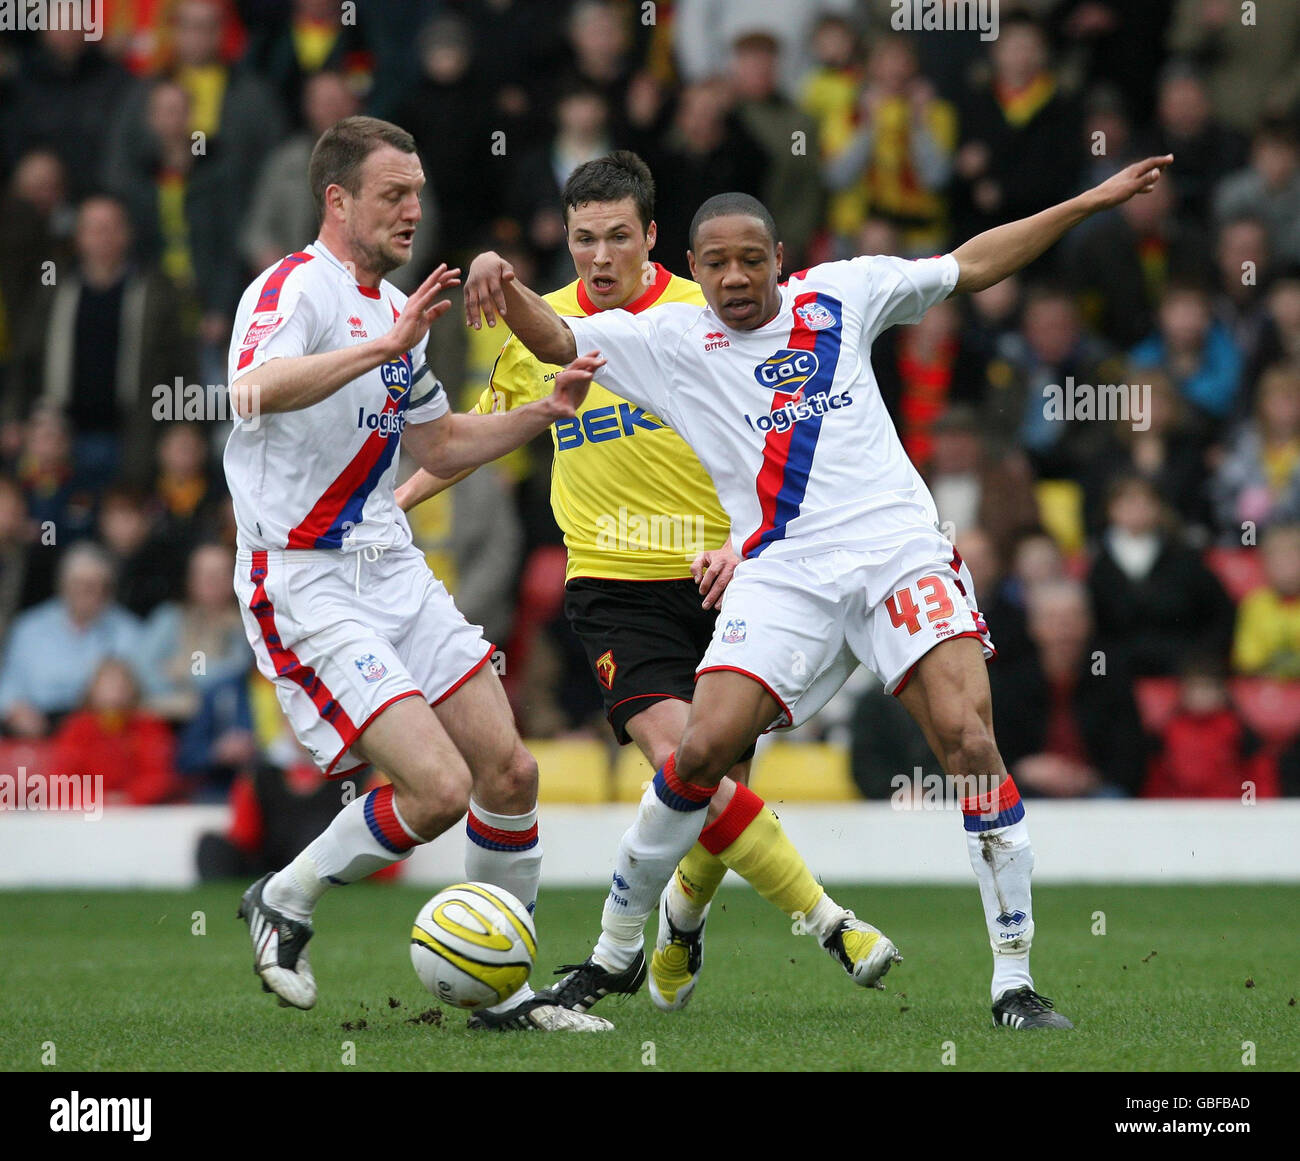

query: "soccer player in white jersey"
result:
(224, 115), (614, 1032)
(463, 153), (1174, 1030)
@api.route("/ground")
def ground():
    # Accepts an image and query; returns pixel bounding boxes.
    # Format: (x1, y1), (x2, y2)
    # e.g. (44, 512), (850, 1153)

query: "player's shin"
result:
(263, 785), (427, 921)
(668, 842), (729, 929)
(464, 800), (543, 1012)
(594, 753), (716, 970)
(960, 775), (1036, 1002)
(679, 783), (846, 936)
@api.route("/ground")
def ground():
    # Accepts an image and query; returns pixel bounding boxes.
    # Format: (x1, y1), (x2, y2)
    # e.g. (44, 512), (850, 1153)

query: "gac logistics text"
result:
(1126, 1099), (1252, 1110)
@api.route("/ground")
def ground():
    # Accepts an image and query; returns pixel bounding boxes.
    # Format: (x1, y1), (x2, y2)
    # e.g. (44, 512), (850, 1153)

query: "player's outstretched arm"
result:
(403, 351), (603, 477)
(464, 250), (579, 367)
(228, 265), (460, 418)
(394, 465), (474, 512)
(950, 155), (1173, 294)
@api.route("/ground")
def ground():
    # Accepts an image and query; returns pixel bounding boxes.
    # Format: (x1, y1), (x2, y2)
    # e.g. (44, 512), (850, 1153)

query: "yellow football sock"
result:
(704, 784), (825, 920)
(672, 842), (729, 922)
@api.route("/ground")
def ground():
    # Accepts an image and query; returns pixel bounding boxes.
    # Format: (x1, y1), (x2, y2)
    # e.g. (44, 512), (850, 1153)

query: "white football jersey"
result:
(223, 240), (448, 552)
(565, 254), (960, 561)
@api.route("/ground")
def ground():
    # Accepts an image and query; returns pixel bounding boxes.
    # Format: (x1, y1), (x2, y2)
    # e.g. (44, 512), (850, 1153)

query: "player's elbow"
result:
(228, 378), (264, 421)
(418, 423), (466, 478)
(952, 258), (995, 295)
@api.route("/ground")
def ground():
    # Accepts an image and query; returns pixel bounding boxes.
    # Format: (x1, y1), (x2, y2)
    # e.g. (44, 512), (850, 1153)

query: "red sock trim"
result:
(959, 775), (1020, 816)
(699, 782), (765, 855)
(658, 752), (715, 804)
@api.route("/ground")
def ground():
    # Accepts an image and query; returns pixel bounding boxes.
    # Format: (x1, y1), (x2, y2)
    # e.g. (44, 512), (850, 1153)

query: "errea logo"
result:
(347, 315), (368, 338)
(704, 331), (730, 351)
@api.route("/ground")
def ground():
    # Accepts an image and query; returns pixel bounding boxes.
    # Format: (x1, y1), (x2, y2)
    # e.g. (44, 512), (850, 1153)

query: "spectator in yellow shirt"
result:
(1233, 523), (1300, 678)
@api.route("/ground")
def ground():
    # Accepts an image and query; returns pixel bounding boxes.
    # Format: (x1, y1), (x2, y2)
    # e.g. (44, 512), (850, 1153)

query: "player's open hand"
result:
(389, 263), (460, 355)
(692, 539), (739, 610)
(465, 250), (516, 330)
(547, 351), (605, 418)
(1088, 155), (1173, 211)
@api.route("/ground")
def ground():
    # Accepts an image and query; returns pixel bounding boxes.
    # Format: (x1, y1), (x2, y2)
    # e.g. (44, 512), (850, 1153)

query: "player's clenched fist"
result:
(545, 351), (605, 418)
(465, 250), (515, 329)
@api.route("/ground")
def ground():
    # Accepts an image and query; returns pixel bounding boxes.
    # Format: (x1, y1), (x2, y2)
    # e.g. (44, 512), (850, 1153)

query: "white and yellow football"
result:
(410, 882), (537, 1009)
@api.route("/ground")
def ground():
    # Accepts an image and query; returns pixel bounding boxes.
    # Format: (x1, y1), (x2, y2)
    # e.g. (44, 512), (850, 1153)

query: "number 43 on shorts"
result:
(884, 575), (954, 635)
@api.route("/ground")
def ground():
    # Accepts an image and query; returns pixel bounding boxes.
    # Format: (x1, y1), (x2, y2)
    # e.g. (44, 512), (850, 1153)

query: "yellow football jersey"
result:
(474, 264), (730, 581)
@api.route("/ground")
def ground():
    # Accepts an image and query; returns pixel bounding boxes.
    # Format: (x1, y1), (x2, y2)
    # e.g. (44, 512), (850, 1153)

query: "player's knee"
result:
(937, 714), (1001, 780)
(401, 767), (472, 836)
(493, 745), (538, 811)
(674, 731), (731, 787)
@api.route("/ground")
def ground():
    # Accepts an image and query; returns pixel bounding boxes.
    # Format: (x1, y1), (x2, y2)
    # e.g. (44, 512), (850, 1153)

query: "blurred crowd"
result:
(2, 0), (1300, 819)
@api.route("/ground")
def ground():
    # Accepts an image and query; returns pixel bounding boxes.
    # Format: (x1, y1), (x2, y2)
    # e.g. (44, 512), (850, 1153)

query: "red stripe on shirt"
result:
(740, 291), (820, 557)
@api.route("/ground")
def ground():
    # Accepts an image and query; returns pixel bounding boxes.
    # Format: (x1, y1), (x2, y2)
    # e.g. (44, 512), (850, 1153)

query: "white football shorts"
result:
(697, 530), (994, 730)
(234, 543), (493, 775)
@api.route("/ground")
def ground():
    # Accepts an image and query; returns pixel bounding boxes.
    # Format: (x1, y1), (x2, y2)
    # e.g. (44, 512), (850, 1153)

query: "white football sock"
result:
(804, 891), (851, 942)
(463, 799), (542, 913)
(264, 786), (424, 922)
(464, 799), (543, 1015)
(962, 777), (1035, 1002)
(593, 756), (715, 971)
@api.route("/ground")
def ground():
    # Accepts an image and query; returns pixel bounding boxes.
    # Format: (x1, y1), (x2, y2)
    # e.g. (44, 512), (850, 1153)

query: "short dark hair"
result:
(308, 115), (417, 222)
(561, 150), (655, 231)
(688, 191), (777, 251)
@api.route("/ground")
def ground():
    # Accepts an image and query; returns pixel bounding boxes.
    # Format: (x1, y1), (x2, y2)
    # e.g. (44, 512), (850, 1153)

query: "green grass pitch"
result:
(2, 884), (1297, 1072)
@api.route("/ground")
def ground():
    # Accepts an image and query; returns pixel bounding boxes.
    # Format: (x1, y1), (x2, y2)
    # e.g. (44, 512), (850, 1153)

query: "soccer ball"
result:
(410, 882), (537, 1010)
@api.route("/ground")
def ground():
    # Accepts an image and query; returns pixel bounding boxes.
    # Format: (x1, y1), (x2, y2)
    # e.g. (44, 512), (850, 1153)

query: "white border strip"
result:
(2, 801), (1297, 887)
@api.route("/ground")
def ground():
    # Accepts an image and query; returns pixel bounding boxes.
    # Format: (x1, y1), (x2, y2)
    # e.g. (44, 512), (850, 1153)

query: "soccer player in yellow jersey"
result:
(397, 152), (886, 1011)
